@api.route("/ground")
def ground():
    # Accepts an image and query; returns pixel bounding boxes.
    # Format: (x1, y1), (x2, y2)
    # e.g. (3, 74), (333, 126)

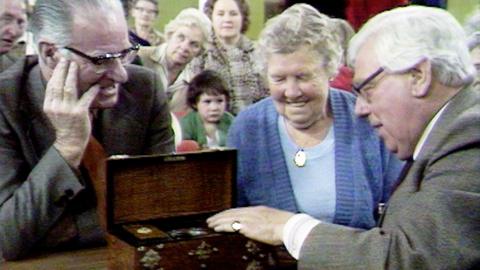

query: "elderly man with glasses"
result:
(0, 0), (27, 73)
(0, 0), (174, 261)
(208, 5), (480, 269)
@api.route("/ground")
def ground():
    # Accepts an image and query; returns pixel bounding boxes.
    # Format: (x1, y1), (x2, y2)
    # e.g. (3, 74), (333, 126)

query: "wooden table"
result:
(0, 246), (109, 270)
(0, 245), (296, 270)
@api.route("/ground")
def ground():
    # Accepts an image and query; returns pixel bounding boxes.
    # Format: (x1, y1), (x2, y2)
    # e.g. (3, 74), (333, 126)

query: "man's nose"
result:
(354, 96), (370, 117)
(107, 59), (128, 83)
(5, 23), (23, 39)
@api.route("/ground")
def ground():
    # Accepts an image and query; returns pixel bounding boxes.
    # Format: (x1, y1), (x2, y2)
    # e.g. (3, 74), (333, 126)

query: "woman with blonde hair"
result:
(138, 8), (211, 113)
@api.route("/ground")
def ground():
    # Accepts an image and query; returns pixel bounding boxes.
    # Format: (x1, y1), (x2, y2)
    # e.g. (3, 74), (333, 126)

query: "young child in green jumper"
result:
(180, 70), (234, 148)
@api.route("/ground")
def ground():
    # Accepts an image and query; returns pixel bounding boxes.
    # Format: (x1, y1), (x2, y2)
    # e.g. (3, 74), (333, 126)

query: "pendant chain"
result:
(284, 118), (332, 168)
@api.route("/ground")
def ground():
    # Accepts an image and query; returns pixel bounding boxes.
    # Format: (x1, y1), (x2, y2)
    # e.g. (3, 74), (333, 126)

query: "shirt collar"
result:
(412, 101), (450, 160)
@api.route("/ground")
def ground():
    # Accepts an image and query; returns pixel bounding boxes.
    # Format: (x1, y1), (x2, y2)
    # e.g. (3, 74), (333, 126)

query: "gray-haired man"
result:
(0, 0), (174, 260)
(0, 0), (27, 73)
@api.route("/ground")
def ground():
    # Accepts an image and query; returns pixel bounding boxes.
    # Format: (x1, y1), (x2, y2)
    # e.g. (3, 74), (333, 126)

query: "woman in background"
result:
(187, 0), (268, 115)
(464, 8), (480, 72)
(129, 0), (164, 46)
(329, 18), (355, 91)
(138, 8), (211, 113)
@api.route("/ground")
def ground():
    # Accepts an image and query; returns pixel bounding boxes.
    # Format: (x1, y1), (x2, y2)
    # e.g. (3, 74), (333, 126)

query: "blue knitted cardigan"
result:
(227, 89), (403, 229)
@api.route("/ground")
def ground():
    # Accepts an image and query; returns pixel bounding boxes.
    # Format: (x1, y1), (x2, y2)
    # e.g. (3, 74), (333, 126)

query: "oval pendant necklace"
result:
(294, 149), (307, 167)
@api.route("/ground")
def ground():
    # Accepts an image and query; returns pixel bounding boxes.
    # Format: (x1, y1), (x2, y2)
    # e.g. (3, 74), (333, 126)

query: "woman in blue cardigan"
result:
(224, 4), (403, 229)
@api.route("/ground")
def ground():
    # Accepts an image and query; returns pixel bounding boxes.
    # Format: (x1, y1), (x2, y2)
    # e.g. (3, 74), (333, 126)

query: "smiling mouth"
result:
(99, 85), (118, 96)
(286, 101), (307, 107)
(1, 39), (14, 46)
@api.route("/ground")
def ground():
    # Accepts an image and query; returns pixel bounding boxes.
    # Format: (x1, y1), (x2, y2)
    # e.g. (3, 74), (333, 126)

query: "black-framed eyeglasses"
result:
(63, 43), (140, 66)
(351, 67), (385, 97)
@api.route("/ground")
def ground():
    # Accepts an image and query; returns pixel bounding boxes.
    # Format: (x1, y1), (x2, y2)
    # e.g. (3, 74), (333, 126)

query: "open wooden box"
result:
(105, 149), (278, 269)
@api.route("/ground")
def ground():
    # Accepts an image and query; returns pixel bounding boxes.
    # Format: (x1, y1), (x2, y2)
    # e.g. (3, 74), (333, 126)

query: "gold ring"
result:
(231, 221), (242, 232)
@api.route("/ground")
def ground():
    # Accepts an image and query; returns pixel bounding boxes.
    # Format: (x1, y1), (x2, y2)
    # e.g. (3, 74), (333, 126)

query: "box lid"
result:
(106, 149), (236, 230)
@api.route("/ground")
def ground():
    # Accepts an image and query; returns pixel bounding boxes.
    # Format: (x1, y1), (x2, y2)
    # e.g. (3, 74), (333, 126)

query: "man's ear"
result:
(410, 59), (432, 98)
(38, 41), (60, 69)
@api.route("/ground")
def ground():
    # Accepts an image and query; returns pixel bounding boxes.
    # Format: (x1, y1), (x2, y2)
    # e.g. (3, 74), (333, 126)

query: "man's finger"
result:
(45, 57), (69, 103)
(63, 61), (79, 102)
(78, 85), (101, 109)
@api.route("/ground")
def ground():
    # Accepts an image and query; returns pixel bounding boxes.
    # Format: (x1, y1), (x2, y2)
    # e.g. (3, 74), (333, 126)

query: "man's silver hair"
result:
(257, 3), (342, 78)
(164, 8), (212, 49)
(348, 6), (475, 88)
(29, 0), (125, 49)
(463, 7), (480, 50)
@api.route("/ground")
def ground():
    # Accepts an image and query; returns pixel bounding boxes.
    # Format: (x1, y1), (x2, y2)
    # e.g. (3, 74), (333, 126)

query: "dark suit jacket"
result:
(299, 85), (480, 269)
(0, 53), (17, 74)
(0, 56), (175, 260)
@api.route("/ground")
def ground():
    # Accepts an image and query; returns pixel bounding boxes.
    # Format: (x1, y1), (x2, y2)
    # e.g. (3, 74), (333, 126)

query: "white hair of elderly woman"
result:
(164, 8), (212, 49)
(256, 3), (342, 79)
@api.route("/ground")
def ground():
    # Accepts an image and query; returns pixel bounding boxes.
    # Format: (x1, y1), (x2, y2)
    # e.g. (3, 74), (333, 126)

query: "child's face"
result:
(196, 93), (227, 124)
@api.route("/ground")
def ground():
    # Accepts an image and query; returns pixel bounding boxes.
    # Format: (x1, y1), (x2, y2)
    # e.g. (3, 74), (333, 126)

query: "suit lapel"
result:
(0, 57), (55, 167)
(22, 64), (56, 163)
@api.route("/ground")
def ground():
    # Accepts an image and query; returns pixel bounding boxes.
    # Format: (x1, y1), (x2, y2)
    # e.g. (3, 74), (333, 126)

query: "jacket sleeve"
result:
(0, 112), (84, 260)
(298, 126), (480, 269)
(180, 113), (196, 141)
(226, 116), (249, 207)
(144, 70), (175, 155)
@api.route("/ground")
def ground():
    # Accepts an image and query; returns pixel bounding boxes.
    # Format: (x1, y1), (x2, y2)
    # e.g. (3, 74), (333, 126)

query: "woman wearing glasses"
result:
(215, 4), (403, 230)
(138, 8), (211, 114)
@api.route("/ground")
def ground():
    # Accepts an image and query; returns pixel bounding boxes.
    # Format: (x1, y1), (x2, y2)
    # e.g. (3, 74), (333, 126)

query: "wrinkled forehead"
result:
(352, 40), (382, 80)
(170, 25), (204, 41)
(70, 7), (130, 49)
(72, 2), (126, 26)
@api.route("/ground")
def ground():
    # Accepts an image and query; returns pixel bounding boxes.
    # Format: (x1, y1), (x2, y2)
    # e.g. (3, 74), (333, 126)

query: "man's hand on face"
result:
(43, 57), (100, 168)
(207, 206), (295, 246)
